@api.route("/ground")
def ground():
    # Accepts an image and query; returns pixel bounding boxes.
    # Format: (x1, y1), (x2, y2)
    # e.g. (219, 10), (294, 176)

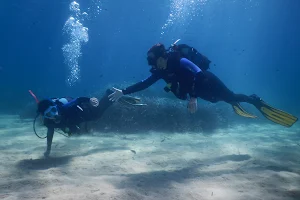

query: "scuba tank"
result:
(167, 39), (211, 71)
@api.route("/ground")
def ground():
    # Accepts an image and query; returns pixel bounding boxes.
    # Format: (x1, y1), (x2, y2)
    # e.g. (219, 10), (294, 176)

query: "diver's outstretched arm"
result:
(44, 127), (54, 157)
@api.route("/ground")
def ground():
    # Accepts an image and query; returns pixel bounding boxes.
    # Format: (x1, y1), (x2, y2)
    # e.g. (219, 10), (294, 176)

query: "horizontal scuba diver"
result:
(108, 42), (298, 127)
(32, 89), (143, 157)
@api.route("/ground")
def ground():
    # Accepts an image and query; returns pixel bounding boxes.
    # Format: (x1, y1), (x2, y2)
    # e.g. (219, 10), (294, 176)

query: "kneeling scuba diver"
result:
(29, 89), (145, 157)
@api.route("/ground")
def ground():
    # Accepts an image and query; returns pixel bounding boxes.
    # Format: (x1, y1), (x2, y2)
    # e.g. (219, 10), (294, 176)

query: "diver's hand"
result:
(44, 150), (50, 158)
(90, 97), (99, 107)
(108, 87), (124, 102)
(188, 97), (197, 114)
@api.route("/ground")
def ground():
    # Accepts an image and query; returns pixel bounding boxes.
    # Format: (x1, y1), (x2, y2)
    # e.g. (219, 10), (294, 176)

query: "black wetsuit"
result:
(44, 90), (113, 155)
(122, 52), (255, 104)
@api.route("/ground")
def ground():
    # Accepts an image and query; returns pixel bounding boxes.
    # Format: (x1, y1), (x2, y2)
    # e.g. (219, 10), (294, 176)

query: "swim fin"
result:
(118, 95), (147, 106)
(231, 102), (257, 118)
(252, 97), (298, 127)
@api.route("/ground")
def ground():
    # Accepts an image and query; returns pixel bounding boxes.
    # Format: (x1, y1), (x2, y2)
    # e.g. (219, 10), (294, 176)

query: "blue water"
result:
(0, 0), (299, 115)
(1, 2), (300, 199)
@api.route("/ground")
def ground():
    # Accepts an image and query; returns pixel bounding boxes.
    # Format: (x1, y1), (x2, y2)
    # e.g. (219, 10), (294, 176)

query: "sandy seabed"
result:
(0, 115), (300, 200)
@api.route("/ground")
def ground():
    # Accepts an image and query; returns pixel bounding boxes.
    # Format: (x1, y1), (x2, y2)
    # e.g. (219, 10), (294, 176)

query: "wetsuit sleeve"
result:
(46, 127), (54, 153)
(122, 74), (161, 95)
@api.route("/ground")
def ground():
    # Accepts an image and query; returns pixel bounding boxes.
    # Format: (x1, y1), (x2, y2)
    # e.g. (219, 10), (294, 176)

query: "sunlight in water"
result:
(161, 0), (208, 36)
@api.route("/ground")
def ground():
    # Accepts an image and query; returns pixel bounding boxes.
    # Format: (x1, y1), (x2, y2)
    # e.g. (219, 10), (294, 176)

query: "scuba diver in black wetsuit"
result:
(108, 42), (298, 127)
(34, 89), (143, 157)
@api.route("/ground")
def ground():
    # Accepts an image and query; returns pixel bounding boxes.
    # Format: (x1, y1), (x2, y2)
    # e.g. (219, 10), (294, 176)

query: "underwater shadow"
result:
(113, 154), (251, 190)
(114, 163), (235, 191)
(265, 165), (293, 172)
(183, 154), (252, 169)
(211, 154), (251, 163)
(246, 163), (297, 174)
(16, 155), (73, 170)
